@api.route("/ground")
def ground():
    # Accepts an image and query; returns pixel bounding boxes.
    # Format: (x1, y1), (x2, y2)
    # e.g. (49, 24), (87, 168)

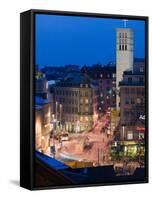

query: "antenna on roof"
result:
(122, 19), (128, 28)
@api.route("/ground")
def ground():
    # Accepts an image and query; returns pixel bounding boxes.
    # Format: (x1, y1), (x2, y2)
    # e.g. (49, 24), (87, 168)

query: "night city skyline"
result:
(35, 14), (145, 67)
(34, 13), (147, 187)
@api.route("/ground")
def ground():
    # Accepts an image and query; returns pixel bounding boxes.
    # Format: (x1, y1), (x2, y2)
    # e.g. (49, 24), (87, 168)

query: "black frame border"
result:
(20, 9), (149, 190)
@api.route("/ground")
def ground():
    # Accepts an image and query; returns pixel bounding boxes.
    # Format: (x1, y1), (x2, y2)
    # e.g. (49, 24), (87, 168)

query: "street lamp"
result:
(50, 114), (57, 159)
(41, 136), (45, 140)
(108, 89), (112, 136)
(75, 120), (80, 133)
(55, 101), (58, 130)
(93, 113), (98, 125)
(121, 124), (127, 166)
(122, 124), (126, 141)
(59, 103), (62, 130)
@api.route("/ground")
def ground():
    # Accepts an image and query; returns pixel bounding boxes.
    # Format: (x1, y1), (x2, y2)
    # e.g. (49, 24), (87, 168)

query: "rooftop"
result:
(55, 73), (94, 88)
(35, 96), (49, 105)
(36, 151), (69, 170)
(123, 70), (144, 76)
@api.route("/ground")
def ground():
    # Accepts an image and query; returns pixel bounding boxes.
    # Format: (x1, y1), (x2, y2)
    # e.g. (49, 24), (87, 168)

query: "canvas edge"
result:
(20, 9), (149, 191)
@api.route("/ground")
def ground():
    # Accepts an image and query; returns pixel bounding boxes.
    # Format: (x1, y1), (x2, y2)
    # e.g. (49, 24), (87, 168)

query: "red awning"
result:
(136, 127), (145, 131)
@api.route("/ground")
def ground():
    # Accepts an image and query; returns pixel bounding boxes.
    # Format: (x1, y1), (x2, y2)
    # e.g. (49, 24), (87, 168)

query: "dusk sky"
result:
(35, 14), (145, 67)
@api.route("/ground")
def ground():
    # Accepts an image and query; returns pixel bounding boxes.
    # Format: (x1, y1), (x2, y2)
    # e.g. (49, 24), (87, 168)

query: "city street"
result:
(47, 114), (114, 166)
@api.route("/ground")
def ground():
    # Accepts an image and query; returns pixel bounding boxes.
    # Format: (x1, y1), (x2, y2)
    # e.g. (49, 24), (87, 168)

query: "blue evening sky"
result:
(35, 14), (145, 67)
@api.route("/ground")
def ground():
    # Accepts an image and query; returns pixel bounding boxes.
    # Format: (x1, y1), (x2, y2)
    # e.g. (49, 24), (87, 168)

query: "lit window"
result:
(46, 82), (48, 89)
(112, 73), (116, 78)
(124, 146), (127, 152)
(112, 87), (115, 91)
(85, 116), (88, 121)
(139, 132), (144, 140)
(127, 131), (133, 140)
(100, 93), (103, 97)
(85, 99), (89, 104)
(137, 98), (141, 104)
(80, 116), (83, 121)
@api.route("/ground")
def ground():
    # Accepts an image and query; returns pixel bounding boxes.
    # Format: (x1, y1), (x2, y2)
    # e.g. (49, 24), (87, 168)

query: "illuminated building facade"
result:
(119, 70), (145, 142)
(81, 64), (116, 112)
(54, 73), (99, 133)
(36, 75), (49, 99)
(35, 105), (42, 150)
(98, 66), (116, 112)
(35, 73), (51, 153)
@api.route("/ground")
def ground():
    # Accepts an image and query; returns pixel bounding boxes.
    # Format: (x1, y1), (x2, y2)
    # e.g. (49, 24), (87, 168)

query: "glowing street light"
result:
(59, 103), (62, 129)
(122, 124), (126, 140)
(55, 101), (58, 130)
